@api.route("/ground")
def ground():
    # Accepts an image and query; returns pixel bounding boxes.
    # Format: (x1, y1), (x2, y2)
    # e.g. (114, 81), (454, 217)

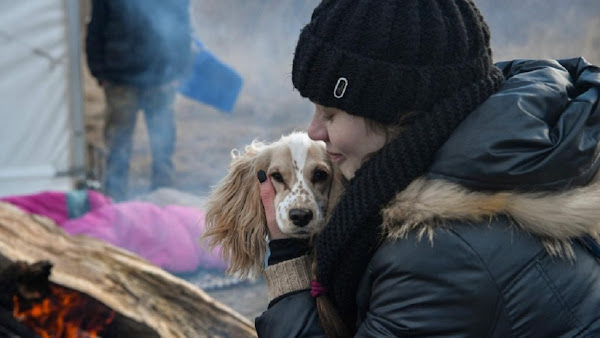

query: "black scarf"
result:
(315, 68), (505, 328)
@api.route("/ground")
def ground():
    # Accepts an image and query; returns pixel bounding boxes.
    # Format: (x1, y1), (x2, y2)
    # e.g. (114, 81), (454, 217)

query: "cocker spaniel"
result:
(203, 131), (344, 278)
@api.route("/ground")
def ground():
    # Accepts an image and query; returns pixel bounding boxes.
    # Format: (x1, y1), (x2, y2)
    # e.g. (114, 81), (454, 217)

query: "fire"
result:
(13, 284), (115, 338)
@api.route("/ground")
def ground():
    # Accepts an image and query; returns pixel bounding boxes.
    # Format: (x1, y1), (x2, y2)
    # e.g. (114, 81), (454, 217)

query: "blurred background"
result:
(0, 0), (598, 323)
(82, 0), (600, 198)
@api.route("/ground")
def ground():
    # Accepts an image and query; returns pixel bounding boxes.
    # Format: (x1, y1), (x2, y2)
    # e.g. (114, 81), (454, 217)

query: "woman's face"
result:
(308, 104), (386, 179)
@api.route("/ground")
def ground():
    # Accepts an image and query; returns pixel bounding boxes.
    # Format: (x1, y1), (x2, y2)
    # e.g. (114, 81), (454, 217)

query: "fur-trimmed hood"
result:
(381, 176), (600, 257)
(382, 58), (600, 256)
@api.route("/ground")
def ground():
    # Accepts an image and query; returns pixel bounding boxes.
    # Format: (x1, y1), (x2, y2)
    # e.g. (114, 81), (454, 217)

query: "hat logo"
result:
(333, 77), (348, 98)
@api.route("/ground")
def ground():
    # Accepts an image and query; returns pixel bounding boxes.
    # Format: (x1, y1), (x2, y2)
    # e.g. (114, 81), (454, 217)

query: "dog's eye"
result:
(312, 170), (328, 183)
(271, 172), (284, 183)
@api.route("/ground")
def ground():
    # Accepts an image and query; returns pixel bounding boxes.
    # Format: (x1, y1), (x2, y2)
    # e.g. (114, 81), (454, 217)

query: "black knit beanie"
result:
(292, 0), (505, 332)
(293, 0), (497, 124)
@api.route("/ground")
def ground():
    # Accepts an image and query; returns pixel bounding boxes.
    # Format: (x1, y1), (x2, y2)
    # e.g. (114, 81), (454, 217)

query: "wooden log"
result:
(0, 202), (257, 338)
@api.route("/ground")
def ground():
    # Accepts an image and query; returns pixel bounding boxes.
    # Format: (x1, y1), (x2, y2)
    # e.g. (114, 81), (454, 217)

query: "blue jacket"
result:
(85, 0), (191, 87)
(256, 58), (600, 337)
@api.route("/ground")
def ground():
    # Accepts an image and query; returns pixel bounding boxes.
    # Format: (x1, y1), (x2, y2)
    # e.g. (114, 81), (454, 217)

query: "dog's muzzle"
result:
(289, 208), (313, 227)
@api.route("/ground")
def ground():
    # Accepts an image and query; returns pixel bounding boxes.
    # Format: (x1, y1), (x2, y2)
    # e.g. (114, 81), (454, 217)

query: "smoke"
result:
(101, 0), (191, 86)
(190, 0), (599, 122)
(189, 0), (319, 124)
(126, 0), (600, 196)
(476, 0), (600, 64)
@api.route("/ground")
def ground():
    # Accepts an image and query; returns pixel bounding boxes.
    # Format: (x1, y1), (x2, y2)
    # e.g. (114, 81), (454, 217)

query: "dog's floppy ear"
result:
(203, 141), (272, 278)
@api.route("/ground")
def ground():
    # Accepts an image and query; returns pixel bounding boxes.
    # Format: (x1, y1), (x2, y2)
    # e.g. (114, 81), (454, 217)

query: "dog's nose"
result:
(289, 209), (313, 227)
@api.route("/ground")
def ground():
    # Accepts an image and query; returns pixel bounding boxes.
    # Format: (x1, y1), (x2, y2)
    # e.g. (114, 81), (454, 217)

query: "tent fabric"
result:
(0, 1), (82, 196)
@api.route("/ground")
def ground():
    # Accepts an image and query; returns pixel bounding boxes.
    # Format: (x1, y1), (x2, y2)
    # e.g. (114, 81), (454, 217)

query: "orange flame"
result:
(13, 284), (115, 338)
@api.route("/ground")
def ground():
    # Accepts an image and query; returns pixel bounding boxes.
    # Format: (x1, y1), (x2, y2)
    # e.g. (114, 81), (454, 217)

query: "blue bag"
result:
(178, 38), (243, 113)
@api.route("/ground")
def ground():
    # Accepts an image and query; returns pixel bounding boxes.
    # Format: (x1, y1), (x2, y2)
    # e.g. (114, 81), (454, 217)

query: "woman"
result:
(256, 0), (600, 336)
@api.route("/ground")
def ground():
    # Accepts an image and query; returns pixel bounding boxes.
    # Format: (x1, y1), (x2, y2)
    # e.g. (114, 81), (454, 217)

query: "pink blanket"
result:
(1, 190), (111, 224)
(2, 191), (226, 273)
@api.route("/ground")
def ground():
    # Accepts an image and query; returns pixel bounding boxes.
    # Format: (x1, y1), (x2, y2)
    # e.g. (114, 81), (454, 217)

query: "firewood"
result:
(0, 202), (256, 337)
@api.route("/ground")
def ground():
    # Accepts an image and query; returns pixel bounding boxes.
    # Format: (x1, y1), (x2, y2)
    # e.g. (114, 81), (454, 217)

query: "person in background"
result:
(256, 0), (600, 336)
(86, 0), (191, 201)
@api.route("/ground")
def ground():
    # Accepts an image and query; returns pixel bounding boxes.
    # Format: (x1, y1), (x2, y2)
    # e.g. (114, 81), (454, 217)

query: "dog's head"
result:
(268, 132), (338, 237)
(202, 131), (344, 278)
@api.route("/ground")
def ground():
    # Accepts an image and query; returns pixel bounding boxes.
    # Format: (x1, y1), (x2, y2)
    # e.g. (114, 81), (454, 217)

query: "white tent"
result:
(0, 0), (85, 196)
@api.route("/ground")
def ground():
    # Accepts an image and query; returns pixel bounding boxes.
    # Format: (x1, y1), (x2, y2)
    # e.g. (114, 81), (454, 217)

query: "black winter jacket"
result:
(86, 0), (191, 87)
(256, 58), (600, 337)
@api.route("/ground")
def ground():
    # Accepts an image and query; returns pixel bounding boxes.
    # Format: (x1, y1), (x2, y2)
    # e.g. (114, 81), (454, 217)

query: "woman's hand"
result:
(257, 170), (288, 240)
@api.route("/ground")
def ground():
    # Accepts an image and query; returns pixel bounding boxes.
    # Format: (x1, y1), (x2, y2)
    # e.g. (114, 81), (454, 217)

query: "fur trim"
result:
(381, 177), (600, 257)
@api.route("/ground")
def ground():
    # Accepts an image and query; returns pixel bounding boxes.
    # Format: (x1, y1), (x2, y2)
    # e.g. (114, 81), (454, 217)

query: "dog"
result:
(202, 131), (344, 278)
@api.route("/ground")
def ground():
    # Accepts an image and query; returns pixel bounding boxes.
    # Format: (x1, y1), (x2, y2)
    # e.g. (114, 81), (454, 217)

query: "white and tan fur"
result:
(382, 175), (600, 258)
(203, 132), (344, 278)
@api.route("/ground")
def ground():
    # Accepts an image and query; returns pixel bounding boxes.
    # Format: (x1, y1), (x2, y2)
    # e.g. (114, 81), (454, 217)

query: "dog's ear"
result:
(203, 141), (272, 278)
(326, 164), (347, 218)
